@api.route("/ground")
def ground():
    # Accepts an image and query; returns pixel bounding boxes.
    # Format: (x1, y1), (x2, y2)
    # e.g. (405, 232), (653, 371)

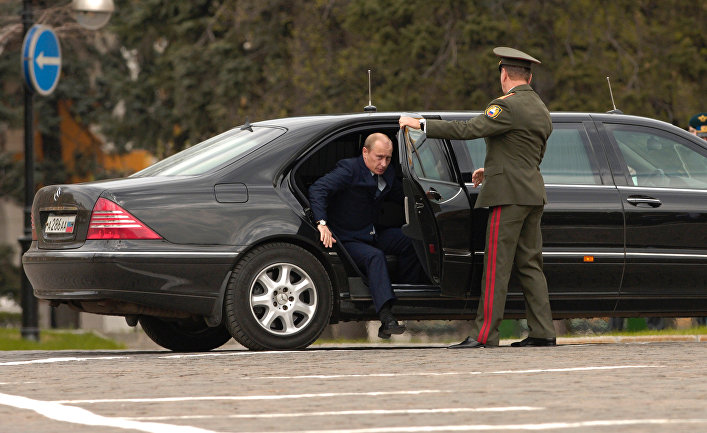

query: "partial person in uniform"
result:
(686, 113), (707, 327)
(688, 112), (707, 141)
(399, 47), (556, 348)
(308, 133), (424, 339)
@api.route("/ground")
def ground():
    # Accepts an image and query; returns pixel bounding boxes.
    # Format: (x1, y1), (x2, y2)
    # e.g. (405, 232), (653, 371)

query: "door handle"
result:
(626, 196), (662, 208)
(426, 187), (442, 201)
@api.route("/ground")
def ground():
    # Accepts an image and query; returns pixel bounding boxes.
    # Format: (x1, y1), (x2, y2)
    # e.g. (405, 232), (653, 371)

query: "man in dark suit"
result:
(400, 47), (556, 349)
(309, 133), (422, 339)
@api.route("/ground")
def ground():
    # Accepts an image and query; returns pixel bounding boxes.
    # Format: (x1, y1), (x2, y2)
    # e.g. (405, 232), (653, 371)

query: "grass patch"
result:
(602, 326), (707, 337)
(0, 328), (126, 351)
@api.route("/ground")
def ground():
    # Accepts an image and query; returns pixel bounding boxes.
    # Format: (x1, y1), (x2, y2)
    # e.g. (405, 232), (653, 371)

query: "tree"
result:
(1, 0), (705, 172)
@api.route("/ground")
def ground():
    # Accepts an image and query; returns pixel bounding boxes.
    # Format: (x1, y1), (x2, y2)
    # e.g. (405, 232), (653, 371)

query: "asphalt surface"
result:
(1, 339), (706, 433)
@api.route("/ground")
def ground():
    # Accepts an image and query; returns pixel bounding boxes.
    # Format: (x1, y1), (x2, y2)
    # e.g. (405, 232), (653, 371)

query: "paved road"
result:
(0, 341), (705, 433)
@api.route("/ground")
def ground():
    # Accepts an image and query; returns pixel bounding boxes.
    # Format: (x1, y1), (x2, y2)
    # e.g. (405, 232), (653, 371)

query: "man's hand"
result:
(318, 224), (336, 248)
(399, 116), (422, 129)
(472, 167), (484, 188)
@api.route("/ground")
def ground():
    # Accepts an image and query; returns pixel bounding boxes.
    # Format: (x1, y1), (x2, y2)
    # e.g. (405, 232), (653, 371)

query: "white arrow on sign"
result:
(36, 51), (61, 69)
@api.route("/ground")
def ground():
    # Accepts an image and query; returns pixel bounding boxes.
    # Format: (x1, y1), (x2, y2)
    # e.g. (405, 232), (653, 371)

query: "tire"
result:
(224, 242), (333, 351)
(139, 316), (232, 352)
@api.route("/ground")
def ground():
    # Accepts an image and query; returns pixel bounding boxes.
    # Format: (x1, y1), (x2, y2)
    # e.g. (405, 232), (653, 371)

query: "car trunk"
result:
(33, 183), (105, 249)
(33, 177), (175, 249)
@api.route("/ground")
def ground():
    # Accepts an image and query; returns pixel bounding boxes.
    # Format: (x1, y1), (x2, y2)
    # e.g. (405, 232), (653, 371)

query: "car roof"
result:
(252, 110), (675, 129)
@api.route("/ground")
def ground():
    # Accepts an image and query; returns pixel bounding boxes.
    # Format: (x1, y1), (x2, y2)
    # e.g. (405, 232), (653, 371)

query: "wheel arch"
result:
(207, 234), (346, 328)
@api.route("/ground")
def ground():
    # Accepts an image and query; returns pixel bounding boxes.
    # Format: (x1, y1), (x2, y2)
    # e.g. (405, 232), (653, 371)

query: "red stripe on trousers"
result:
(478, 206), (501, 344)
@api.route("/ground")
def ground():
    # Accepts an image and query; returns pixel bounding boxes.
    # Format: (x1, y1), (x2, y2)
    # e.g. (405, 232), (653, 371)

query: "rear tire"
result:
(139, 316), (232, 352)
(224, 243), (333, 351)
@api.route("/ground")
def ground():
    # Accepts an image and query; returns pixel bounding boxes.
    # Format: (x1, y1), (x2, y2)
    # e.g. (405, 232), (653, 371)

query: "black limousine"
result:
(23, 111), (707, 351)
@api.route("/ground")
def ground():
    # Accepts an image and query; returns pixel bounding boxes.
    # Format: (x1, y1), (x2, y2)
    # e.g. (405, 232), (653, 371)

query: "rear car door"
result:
(600, 121), (707, 313)
(397, 127), (473, 297)
(449, 116), (624, 314)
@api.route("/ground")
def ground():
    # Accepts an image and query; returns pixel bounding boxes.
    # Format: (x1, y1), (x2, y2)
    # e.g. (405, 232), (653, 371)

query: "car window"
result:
(132, 126), (285, 177)
(607, 125), (707, 189)
(541, 126), (601, 184)
(408, 129), (454, 182)
(460, 124), (601, 185)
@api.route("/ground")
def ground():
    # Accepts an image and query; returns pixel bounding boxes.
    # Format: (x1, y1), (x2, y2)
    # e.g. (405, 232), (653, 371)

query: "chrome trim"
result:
(474, 251), (623, 257)
(442, 249), (472, 257)
(404, 196), (410, 225)
(627, 252), (707, 259)
(543, 252), (624, 258)
(472, 251), (706, 260)
(437, 187), (462, 204)
(618, 185), (707, 194)
(26, 250), (238, 258)
(626, 197), (661, 205)
(466, 183), (617, 190)
(545, 184), (616, 189)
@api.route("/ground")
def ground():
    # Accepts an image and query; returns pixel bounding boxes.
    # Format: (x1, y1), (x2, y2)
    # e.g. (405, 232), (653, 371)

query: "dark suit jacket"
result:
(426, 84), (552, 208)
(309, 155), (403, 243)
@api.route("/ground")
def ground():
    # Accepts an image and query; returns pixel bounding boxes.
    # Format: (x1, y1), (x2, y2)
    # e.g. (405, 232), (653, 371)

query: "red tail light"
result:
(86, 198), (162, 240)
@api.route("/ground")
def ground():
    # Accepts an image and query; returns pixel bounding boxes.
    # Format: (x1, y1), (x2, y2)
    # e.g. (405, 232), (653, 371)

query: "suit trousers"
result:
(471, 204), (555, 346)
(343, 227), (421, 312)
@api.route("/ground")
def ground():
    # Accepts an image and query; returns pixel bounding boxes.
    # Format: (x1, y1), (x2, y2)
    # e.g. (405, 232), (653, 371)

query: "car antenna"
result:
(240, 117), (253, 132)
(364, 69), (377, 112)
(606, 77), (623, 114)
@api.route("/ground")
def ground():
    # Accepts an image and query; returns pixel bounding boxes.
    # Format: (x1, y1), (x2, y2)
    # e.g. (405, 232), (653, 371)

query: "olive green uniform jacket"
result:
(426, 84), (552, 208)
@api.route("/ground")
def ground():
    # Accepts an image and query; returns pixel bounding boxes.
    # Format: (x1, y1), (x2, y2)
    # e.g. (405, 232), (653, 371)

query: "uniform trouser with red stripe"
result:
(471, 204), (555, 346)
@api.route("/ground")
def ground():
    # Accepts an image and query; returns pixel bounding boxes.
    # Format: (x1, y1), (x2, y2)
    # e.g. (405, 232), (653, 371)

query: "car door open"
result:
(397, 126), (473, 297)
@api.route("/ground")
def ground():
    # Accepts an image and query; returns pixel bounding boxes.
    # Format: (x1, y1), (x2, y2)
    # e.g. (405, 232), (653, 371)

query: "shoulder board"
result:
(497, 92), (515, 100)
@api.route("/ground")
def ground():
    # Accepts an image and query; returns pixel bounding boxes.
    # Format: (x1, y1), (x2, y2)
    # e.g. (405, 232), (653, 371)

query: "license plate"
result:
(44, 214), (76, 234)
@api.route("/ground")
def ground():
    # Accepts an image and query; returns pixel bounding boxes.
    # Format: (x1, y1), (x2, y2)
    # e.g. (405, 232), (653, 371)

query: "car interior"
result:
(291, 126), (432, 290)
(612, 130), (705, 188)
(292, 126), (406, 227)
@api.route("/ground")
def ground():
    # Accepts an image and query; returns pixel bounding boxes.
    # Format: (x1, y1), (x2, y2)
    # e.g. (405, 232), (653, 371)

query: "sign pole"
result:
(20, 0), (39, 341)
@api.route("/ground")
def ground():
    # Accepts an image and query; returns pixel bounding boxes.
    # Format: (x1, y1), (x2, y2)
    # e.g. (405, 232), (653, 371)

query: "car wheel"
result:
(224, 242), (333, 351)
(139, 316), (232, 352)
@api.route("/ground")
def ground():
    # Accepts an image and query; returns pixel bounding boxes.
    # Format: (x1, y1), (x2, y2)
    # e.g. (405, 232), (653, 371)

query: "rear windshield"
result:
(131, 126), (285, 177)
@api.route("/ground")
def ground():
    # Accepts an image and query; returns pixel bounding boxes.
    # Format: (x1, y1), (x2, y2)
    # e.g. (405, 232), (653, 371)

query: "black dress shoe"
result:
(510, 336), (557, 347)
(378, 320), (406, 339)
(448, 336), (485, 349)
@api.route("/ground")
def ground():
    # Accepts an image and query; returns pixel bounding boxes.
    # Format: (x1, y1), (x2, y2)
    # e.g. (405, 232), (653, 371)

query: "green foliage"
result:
(0, 328), (126, 350)
(1, 0), (705, 161)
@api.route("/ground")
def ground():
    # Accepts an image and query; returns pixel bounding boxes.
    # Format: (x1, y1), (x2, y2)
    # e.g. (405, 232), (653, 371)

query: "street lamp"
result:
(19, 0), (115, 341)
(71, 0), (115, 30)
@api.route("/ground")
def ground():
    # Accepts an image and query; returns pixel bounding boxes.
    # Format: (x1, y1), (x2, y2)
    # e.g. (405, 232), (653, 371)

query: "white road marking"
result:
(0, 356), (129, 366)
(487, 365), (661, 374)
(0, 392), (221, 433)
(235, 365), (662, 380)
(54, 389), (448, 404)
(125, 406), (543, 421)
(240, 418), (707, 433)
(158, 350), (304, 359)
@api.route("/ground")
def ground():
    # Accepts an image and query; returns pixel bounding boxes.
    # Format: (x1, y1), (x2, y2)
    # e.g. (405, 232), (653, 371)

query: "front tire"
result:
(139, 316), (232, 352)
(224, 243), (333, 350)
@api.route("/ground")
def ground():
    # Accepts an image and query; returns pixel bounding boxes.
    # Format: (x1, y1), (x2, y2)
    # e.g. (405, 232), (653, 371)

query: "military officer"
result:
(688, 112), (707, 141)
(399, 47), (556, 348)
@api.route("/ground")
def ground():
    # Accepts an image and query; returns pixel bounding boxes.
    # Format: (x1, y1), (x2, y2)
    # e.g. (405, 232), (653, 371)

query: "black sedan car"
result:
(23, 111), (707, 351)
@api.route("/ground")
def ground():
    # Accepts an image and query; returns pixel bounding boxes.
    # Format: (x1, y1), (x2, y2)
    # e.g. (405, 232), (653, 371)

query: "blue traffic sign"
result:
(21, 25), (62, 96)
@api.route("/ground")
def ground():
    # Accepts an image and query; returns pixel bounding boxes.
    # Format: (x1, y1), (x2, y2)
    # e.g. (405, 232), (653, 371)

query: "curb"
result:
(554, 334), (707, 345)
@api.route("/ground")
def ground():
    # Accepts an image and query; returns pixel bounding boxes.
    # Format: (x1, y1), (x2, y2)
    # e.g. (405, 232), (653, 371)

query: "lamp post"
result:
(19, 0), (115, 341)
(20, 0), (37, 341)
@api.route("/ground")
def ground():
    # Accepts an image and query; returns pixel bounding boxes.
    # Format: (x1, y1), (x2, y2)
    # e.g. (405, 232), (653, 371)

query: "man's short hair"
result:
(503, 65), (531, 82)
(364, 132), (391, 150)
